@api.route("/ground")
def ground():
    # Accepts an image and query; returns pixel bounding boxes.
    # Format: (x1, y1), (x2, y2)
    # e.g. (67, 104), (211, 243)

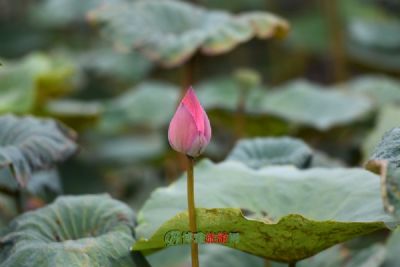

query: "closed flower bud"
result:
(168, 87), (211, 157)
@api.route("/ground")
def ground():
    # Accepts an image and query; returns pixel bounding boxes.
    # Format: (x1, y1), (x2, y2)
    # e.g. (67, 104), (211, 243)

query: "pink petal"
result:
(181, 87), (206, 133)
(168, 104), (198, 154)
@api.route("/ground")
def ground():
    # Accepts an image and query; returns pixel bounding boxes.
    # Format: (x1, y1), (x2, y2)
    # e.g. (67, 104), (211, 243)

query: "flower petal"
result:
(168, 104), (198, 154)
(181, 87), (206, 133)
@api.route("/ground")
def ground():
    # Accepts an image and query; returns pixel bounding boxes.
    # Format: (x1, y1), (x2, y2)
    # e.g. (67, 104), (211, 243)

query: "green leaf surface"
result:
(362, 105), (400, 160)
(345, 244), (386, 267)
(89, 0), (289, 67)
(77, 47), (152, 82)
(227, 137), (313, 169)
(134, 160), (394, 262)
(81, 132), (166, 165)
(348, 19), (400, 50)
(196, 77), (265, 112)
(0, 115), (77, 186)
(147, 245), (264, 267)
(0, 53), (76, 114)
(0, 54), (48, 114)
(134, 208), (385, 262)
(30, 0), (128, 28)
(369, 127), (400, 167)
(0, 194), (139, 267)
(384, 227), (400, 266)
(257, 80), (373, 130)
(26, 169), (62, 200)
(347, 76), (400, 106)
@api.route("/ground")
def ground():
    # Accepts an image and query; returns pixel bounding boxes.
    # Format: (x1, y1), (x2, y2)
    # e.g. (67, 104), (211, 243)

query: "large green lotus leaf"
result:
(227, 137), (313, 169)
(100, 82), (179, 131)
(347, 76), (400, 106)
(256, 80), (373, 130)
(362, 105), (400, 160)
(134, 160), (394, 262)
(0, 194), (142, 267)
(0, 115), (77, 187)
(89, 0), (289, 67)
(134, 208), (385, 263)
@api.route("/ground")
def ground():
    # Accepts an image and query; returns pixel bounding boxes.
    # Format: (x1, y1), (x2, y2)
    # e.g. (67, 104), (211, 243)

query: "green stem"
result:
(187, 156), (199, 267)
(235, 87), (247, 139)
(289, 262), (297, 267)
(322, 0), (347, 82)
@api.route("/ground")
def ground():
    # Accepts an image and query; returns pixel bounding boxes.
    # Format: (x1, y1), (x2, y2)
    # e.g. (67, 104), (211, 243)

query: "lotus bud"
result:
(168, 87), (211, 157)
(234, 68), (261, 91)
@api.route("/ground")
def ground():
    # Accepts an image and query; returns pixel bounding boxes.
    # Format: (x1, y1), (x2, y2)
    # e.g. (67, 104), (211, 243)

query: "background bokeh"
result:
(1, 0), (400, 266)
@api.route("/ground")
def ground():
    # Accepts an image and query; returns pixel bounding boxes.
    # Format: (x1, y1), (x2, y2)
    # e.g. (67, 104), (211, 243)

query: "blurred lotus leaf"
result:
(81, 132), (166, 165)
(227, 137), (313, 169)
(0, 53), (76, 114)
(348, 19), (400, 50)
(101, 82), (179, 132)
(77, 47), (152, 82)
(347, 75), (400, 106)
(26, 169), (62, 200)
(88, 0), (289, 67)
(0, 194), (140, 267)
(347, 42), (400, 71)
(345, 244), (386, 267)
(30, 0), (128, 28)
(362, 105), (400, 160)
(256, 80), (373, 130)
(198, 0), (266, 12)
(196, 77), (265, 111)
(0, 115), (77, 187)
(147, 243), (265, 267)
(134, 160), (393, 262)
(45, 99), (103, 130)
(384, 227), (400, 266)
(344, 1), (400, 71)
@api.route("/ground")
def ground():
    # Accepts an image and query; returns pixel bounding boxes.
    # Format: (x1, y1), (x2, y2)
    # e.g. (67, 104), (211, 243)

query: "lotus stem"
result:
(289, 262), (297, 267)
(186, 156), (199, 267)
(235, 87), (246, 139)
(322, 0), (347, 82)
(181, 56), (197, 99)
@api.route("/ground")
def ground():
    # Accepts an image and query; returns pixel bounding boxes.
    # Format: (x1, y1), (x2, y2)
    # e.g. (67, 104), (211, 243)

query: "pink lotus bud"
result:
(168, 87), (211, 157)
